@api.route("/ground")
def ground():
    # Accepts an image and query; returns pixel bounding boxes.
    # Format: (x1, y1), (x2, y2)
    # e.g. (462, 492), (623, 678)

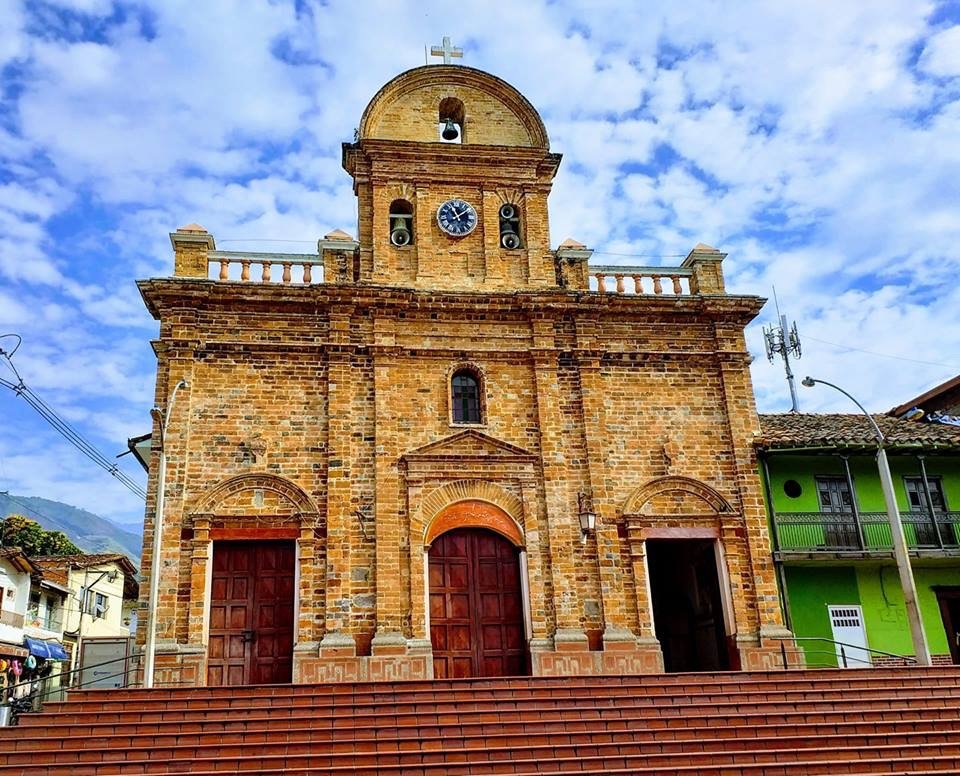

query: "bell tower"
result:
(342, 64), (562, 291)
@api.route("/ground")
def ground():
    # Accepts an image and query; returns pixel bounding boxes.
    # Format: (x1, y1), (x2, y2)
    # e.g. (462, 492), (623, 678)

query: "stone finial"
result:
(169, 224), (215, 278)
(318, 230), (360, 285)
(682, 242), (727, 295)
(555, 238), (593, 291)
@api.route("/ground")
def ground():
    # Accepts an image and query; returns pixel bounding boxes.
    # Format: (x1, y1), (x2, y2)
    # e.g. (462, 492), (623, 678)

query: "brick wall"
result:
(136, 65), (789, 685)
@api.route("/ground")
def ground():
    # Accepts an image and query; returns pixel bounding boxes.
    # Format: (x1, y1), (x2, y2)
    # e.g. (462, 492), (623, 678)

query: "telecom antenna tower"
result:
(764, 310), (803, 412)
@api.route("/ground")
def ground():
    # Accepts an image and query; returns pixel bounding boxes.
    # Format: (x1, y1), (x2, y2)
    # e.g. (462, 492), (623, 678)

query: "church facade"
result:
(137, 63), (790, 686)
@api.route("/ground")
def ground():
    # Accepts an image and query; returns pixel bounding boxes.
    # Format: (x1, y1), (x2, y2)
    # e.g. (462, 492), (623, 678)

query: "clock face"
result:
(436, 198), (478, 237)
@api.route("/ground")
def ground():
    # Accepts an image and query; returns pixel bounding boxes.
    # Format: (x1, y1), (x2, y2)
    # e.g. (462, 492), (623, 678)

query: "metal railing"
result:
(25, 607), (62, 632)
(0, 649), (188, 725)
(771, 636), (918, 669)
(774, 510), (960, 552)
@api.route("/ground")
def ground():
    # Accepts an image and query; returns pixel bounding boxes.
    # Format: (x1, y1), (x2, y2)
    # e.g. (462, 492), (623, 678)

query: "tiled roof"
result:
(31, 553), (137, 576)
(0, 547), (36, 573)
(757, 413), (960, 451)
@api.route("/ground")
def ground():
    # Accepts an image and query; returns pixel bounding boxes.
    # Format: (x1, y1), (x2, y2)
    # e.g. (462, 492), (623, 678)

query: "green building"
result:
(758, 413), (960, 668)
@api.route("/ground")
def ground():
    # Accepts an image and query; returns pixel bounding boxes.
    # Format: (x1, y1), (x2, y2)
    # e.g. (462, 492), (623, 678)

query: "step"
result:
(6, 715), (957, 754)
(11, 697), (959, 746)
(4, 740), (960, 776)
(63, 667), (960, 706)
(3, 728), (958, 768)
(52, 671), (960, 714)
(16, 688), (960, 730)
(84, 758), (960, 776)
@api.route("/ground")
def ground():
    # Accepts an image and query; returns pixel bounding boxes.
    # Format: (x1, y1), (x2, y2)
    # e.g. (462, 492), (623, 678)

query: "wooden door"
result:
(207, 541), (295, 686)
(935, 587), (960, 664)
(429, 528), (527, 678)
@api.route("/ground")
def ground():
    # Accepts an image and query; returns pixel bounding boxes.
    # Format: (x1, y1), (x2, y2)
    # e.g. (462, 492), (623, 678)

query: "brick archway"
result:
(426, 499), (524, 547)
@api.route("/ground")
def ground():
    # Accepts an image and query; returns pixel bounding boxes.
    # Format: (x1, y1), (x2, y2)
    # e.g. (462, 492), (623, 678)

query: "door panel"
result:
(207, 541), (295, 686)
(429, 528), (528, 678)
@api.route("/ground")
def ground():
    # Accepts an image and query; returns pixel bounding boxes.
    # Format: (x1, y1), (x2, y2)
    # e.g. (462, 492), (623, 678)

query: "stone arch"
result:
(622, 475), (733, 517)
(419, 480), (525, 547)
(189, 472), (320, 521)
(358, 65), (550, 149)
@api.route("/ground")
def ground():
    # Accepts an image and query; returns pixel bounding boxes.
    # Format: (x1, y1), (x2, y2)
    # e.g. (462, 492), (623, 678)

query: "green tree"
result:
(1, 514), (81, 556)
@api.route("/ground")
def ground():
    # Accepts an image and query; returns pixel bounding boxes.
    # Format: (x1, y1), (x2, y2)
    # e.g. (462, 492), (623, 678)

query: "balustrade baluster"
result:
(615, 274), (625, 293)
(652, 275), (663, 294)
(595, 273), (606, 293)
(672, 275), (683, 294)
(302, 263), (312, 284)
(219, 260), (229, 281)
(262, 262), (271, 282)
(282, 262), (292, 283)
(632, 275), (644, 294)
(240, 260), (250, 282)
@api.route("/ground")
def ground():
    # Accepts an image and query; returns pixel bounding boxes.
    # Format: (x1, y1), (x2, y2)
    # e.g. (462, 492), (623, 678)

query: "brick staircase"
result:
(2, 668), (960, 775)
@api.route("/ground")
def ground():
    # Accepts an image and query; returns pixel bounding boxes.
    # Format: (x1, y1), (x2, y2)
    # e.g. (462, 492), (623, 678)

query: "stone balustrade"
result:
(208, 251), (325, 284)
(588, 265), (693, 296)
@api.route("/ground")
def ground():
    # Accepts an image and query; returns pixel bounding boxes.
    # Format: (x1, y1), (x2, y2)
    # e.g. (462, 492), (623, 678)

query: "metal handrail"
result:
(770, 635), (918, 669)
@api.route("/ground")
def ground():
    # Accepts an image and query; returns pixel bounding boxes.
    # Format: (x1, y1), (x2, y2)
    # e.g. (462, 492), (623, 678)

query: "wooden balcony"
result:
(773, 510), (960, 555)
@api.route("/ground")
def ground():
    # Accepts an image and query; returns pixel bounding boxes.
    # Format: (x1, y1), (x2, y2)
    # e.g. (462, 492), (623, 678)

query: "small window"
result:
(389, 199), (414, 246)
(815, 477), (853, 513)
(451, 369), (482, 424)
(783, 480), (802, 499)
(905, 477), (946, 512)
(85, 590), (109, 619)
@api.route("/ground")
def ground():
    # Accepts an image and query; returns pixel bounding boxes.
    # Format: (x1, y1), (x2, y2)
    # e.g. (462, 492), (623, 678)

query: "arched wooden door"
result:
(428, 527), (527, 678)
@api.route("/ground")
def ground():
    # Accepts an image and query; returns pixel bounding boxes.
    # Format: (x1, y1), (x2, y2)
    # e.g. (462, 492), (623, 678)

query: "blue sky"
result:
(1, 0), (959, 527)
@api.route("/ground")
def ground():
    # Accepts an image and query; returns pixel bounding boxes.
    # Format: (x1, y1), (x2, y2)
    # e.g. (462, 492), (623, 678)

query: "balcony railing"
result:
(25, 608), (62, 632)
(588, 265), (693, 296)
(207, 251), (326, 285)
(774, 510), (960, 553)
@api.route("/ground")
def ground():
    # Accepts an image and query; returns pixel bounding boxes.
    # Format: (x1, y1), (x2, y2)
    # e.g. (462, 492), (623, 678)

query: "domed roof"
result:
(357, 65), (549, 150)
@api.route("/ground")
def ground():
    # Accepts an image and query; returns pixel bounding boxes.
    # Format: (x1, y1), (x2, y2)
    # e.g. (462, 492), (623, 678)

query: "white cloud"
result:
(919, 25), (960, 77)
(0, 0), (958, 523)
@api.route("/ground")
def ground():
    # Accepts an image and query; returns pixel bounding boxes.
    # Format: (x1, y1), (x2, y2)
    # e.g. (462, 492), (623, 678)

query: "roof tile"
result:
(758, 413), (960, 451)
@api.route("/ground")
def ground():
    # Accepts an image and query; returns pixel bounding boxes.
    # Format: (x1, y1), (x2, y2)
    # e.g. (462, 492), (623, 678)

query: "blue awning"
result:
(24, 637), (69, 661)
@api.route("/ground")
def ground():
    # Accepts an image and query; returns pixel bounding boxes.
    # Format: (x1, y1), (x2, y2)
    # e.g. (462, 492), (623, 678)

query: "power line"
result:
(803, 335), (959, 369)
(0, 490), (67, 530)
(0, 345), (147, 500)
(590, 251), (686, 258)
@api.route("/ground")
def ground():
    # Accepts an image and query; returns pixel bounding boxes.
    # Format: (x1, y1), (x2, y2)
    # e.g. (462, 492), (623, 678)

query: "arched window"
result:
(451, 369), (481, 424)
(389, 199), (414, 246)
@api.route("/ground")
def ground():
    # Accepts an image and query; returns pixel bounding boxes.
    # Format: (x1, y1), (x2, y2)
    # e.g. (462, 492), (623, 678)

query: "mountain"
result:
(0, 493), (143, 565)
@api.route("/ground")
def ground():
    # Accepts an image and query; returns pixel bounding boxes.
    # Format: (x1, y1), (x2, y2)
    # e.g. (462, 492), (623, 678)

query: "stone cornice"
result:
(137, 277), (765, 324)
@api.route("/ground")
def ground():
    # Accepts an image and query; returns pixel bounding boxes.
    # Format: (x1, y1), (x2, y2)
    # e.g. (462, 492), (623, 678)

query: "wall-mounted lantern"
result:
(577, 492), (597, 543)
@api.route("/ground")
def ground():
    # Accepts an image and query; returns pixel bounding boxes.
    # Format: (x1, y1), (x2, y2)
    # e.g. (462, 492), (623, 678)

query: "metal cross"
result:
(429, 36), (463, 65)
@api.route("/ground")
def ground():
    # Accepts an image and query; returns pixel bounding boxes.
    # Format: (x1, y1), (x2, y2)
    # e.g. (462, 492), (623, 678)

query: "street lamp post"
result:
(802, 376), (931, 666)
(143, 379), (188, 688)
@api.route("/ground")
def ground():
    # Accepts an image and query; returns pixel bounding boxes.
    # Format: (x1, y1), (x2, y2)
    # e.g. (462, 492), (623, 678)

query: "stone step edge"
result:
(56, 675), (960, 712)
(66, 668), (960, 701)
(6, 715), (958, 752)
(2, 728), (958, 767)
(4, 741), (959, 776)
(20, 690), (960, 727)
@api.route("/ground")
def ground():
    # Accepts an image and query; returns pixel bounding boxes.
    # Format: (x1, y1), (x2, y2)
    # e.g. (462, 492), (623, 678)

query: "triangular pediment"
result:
(402, 430), (535, 461)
